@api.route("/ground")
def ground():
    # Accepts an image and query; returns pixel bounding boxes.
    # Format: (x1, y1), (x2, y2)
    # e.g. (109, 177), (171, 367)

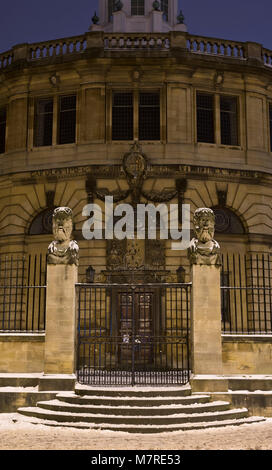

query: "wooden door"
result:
(118, 289), (154, 368)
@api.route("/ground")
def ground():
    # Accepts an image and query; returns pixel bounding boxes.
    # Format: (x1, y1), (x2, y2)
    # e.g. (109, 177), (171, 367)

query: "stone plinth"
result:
(191, 264), (223, 375)
(43, 264), (78, 377)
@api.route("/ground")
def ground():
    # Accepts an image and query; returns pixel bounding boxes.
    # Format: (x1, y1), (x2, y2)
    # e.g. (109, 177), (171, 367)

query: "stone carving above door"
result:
(106, 237), (166, 279)
(86, 142), (180, 206)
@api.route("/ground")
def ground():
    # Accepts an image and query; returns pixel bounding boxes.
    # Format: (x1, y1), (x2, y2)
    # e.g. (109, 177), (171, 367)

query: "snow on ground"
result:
(0, 413), (271, 450)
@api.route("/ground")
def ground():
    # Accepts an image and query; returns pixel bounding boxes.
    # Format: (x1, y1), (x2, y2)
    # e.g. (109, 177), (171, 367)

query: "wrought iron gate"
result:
(76, 283), (191, 386)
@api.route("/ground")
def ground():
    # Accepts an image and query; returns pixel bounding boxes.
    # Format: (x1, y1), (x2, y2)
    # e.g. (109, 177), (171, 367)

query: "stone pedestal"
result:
(191, 264), (223, 376)
(151, 10), (163, 32)
(113, 11), (127, 33)
(40, 264), (78, 390)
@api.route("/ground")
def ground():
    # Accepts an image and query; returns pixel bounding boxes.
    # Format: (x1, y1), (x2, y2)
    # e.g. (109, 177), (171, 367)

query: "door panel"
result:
(119, 289), (154, 368)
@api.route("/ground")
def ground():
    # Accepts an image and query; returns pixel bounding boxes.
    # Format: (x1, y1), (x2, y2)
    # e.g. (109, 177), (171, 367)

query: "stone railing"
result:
(0, 31), (272, 71)
(28, 35), (87, 60)
(263, 48), (272, 67)
(0, 49), (14, 69)
(187, 34), (245, 59)
(103, 33), (171, 50)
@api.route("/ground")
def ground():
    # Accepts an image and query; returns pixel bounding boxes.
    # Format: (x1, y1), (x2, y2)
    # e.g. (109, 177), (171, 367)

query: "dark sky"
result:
(1, 0), (272, 53)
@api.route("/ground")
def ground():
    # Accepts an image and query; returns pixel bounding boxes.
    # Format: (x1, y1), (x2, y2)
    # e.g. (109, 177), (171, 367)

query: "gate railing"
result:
(221, 253), (272, 335)
(76, 282), (191, 386)
(0, 254), (46, 332)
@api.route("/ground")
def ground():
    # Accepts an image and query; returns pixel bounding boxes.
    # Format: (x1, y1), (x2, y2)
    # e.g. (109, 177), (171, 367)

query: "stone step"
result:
(0, 374), (41, 388)
(228, 377), (272, 392)
(36, 398), (231, 416)
(56, 391), (212, 407)
(18, 414), (266, 433)
(75, 384), (192, 398)
(18, 405), (249, 426)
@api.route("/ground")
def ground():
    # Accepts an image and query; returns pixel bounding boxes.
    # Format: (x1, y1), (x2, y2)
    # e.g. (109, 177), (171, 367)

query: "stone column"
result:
(188, 208), (227, 392)
(39, 207), (79, 391)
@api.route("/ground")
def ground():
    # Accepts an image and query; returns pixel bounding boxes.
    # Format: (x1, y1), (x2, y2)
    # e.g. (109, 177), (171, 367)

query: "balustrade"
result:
(103, 33), (171, 50)
(263, 49), (272, 67)
(1, 32), (272, 70)
(187, 35), (245, 59)
(29, 35), (87, 60)
(0, 50), (13, 70)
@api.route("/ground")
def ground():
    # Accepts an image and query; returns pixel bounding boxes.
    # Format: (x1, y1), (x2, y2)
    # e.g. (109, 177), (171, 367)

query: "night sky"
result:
(0, 0), (272, 53)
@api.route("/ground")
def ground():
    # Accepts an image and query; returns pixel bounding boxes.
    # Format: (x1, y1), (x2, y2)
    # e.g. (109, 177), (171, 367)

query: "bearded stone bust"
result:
(47, 207), (79, 266)
(188, 208), (221, 266)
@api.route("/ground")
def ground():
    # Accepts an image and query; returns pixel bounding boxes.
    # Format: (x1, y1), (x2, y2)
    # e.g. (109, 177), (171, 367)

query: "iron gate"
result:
(76, 283), (191, 386)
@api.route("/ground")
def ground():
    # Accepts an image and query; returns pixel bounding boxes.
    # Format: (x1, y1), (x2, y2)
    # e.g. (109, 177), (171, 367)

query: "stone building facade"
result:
(0, 1), (272, 394)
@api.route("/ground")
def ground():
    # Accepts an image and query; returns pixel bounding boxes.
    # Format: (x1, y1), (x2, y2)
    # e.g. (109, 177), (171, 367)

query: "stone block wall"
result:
(0, 334), (44, 373)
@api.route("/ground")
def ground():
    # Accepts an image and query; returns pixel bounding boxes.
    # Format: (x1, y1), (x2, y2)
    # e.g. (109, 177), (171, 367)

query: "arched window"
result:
(29, 208), (55, 235)
(213, 207), (245, 234)
(131, 0), (145, 16)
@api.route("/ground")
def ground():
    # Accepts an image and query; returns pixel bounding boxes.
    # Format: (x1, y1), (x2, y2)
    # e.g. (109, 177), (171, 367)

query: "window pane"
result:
(108, 0), (113, 22)
(161, 0), (168, 21)
(131, 0), (145, 15)
(34, 98), (53, 147)
(0, 108), (6, 154)
(112, 92), (133, 141)
(220, 96), (238, 146)
(58, 95), (76, 145)
(196, 93), (215, 143)
(139, 92), (160, 141)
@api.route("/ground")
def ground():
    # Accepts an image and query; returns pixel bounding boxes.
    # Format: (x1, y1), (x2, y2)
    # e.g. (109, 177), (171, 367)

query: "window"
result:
(108, 0), (114, 22)
(112, 92), (134, 141)
(196, 92), (239, 145)
(29, 208), (54, 235)
(161, 0), (169, 21)
(58, 95), (77, 145)
(112, 90), (160, 141)
(0, 107), (6, 154)
(220, 96), (238, 145)
(131, 0), (145, 16)
(34, 95), (76, 147)
(196, 93), (215, 143)
(138, 92), (160, 141)
(34, 98), (53, 147)
(269, 104), (272, 152)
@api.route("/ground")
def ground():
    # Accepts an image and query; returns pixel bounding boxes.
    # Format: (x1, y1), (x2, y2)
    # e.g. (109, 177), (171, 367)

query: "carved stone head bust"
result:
(188, 208), (221, 266)
(47, 207), (79, 266)
(194, 207), (216, 243)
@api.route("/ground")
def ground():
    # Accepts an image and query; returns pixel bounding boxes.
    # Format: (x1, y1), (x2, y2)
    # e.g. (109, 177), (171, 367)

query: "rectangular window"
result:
(139, 92), (160, 141)
(112, 90), (161, 141)
(131, 0), (145, 16)
(108, 0), (113, 22)
(220, 96), (238, 146)
(112, 92), (134, 141)
(34, 98), (53, 147)
(161, 0), (169, 21)
(58, 95), (77, 145)
(269, 104), (272, 152)
(0, 107), (6, 154)
(196, 93), (215, 143)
